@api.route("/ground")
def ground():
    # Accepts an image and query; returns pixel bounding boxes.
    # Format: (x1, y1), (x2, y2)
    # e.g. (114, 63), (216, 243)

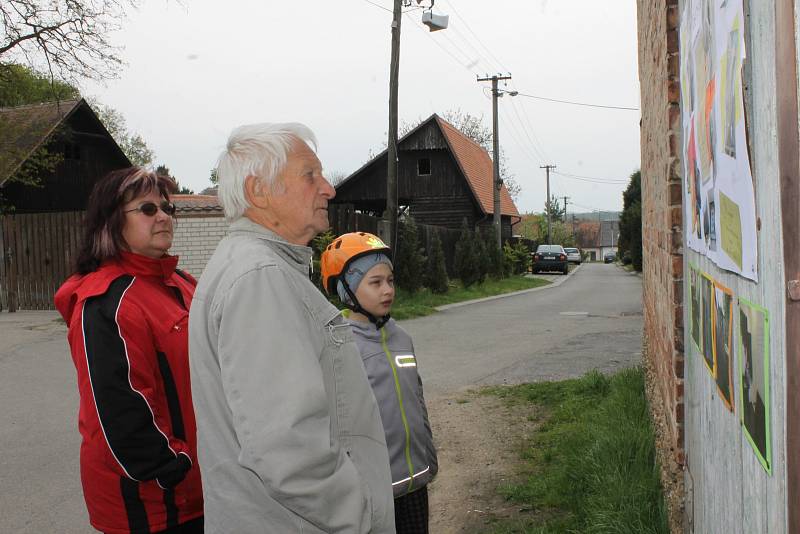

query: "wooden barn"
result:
(0, 98), (130, 213)
(333, 113), (521, 239)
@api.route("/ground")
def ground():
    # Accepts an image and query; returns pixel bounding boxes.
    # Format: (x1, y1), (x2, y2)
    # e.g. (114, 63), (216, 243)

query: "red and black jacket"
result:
(55, 252), (203, 534)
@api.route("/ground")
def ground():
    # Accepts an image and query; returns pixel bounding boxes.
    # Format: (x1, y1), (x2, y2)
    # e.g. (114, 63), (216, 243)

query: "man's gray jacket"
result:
(188, 218), (395, 533)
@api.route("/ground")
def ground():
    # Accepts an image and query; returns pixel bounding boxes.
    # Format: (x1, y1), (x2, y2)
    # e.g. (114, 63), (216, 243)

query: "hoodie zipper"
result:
(380, 327), (415, 492)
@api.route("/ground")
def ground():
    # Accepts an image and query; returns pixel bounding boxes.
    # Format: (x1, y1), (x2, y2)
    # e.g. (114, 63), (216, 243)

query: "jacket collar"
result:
(344, 310), (396, 341)
(228, 217), (313, 276)
(114, 251), (179, 280)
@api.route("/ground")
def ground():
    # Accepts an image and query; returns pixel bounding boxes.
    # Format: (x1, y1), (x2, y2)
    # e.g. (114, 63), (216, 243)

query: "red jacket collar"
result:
(115, 251), (179, 280)
(54, 252), (181, 323)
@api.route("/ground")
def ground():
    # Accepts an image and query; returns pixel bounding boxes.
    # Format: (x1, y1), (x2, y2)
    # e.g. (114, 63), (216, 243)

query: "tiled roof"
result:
(434, 115), (519, 217)
(0, 99), (81, 184)
(172, 194), (223, 213)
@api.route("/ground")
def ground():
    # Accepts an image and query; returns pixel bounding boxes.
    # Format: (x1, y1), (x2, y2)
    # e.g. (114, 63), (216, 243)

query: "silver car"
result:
(564, 247), (581, 264)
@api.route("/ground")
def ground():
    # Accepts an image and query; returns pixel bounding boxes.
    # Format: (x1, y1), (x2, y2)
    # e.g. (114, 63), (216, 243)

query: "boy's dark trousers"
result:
(394, 486), (429, 534)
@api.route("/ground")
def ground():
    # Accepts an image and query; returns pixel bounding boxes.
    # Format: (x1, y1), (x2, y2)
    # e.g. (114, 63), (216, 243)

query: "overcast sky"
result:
(82, 0), (641, 214)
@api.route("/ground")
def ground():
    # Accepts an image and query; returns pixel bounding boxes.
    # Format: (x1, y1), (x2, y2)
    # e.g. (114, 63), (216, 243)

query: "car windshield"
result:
(564, 248), (578, 253)
(536, 245), (562, 253)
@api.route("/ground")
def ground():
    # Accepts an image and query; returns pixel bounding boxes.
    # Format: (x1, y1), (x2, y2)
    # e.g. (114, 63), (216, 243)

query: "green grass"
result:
(390, 276), (550, 320)
(483, 368), (669, 534)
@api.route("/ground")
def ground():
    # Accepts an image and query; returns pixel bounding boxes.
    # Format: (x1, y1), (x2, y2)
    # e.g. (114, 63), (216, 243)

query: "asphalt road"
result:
(0, 262), (641, 533)
(405, 262), (644, 398)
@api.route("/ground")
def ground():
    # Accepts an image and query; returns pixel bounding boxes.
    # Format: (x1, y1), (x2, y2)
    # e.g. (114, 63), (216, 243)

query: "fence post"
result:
(7, 234), (17, 313)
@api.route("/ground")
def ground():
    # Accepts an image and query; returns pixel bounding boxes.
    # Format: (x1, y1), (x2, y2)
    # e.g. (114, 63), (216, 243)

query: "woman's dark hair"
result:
(75, 167), (177, 274)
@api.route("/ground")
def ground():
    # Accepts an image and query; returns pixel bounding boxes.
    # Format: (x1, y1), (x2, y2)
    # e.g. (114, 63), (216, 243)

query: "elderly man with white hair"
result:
(189, 123), (396, 533)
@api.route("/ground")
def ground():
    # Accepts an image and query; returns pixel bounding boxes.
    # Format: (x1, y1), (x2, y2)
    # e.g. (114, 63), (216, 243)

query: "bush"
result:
(473, 228), (489, 284)
(482, 227), (506, 279)
(425, 231), (449, 294)
(454, 219), (480, 288)
(311, 230), (335, 292)
(503, 240), (530, 275)
(394, 217), (425, 293)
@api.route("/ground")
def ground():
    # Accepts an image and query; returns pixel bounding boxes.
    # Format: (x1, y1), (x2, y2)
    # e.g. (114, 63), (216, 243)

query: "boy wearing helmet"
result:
(321, 232), (438, 534)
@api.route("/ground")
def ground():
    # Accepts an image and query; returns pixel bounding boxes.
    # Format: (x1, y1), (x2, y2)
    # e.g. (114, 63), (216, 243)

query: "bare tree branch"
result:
(0, 0), (136, 83)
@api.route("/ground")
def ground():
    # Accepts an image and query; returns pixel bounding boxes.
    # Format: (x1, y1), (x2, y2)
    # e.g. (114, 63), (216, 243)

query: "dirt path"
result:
(425, 389), (538, 533)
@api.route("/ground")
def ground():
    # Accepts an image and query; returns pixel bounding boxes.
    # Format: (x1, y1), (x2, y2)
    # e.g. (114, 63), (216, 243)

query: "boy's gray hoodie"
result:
(345, 314), (438, 498)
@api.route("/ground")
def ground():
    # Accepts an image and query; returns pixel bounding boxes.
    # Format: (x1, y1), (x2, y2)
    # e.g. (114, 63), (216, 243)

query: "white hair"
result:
(216, 122), (318, 220)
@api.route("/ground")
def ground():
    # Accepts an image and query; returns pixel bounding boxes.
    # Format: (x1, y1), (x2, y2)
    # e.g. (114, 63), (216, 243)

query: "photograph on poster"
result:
(701, 274), (715, 374)
(690, 265), (702, 351)
(739, 298), (771, 473)
(722, 23), (741, 158)
(713, 283), (734, 410)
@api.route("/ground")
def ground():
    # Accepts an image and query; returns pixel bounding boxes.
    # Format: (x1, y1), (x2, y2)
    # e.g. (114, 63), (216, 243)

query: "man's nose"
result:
(320, 177), (336, 199)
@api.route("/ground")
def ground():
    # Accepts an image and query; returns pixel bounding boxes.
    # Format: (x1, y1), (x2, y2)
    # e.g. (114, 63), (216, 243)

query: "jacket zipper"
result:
(380, 327), (415, 492)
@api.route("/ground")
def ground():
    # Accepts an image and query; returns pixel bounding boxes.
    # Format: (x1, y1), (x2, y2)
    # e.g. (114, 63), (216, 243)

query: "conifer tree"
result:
(425, 231), (449, 294)
(395, 217), (425, 293)
(454, 219), (480, 288)
(482, 227), (506, 278)
(474, 228), (489, 284)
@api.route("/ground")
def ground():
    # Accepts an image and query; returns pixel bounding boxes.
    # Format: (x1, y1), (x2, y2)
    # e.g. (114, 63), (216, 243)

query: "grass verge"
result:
(484, 368), (669, 534)
(391, 276), (550, 320)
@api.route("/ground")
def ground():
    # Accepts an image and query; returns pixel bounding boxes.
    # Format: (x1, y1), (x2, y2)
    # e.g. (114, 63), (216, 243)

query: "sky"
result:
(81, 0), (641, 214)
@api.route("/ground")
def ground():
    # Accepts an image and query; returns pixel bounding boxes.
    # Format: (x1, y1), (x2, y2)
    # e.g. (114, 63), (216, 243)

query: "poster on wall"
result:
(739, 298), (771, 473)
(689, 264), (703, 351)
(713, 282), (734, 410)
(679, 0), (758, 281)
(701, 273), (715, 374)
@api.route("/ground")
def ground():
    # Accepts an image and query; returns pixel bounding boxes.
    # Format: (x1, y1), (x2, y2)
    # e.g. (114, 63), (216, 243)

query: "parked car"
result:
(532, 244), (569, 274)
(604, 252), (616, 264)
(564, 247), (581, 264)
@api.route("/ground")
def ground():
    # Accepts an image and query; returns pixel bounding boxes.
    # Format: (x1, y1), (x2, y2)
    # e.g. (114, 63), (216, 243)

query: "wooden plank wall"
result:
(0, 211), (83, 311)
(683, 1), (789, 531)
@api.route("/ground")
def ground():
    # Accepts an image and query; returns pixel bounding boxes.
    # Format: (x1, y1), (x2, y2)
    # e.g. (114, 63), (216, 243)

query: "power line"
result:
(507, 95), (551, 162)
(440, 0), (510, 73)
(403, 12), (473, 69)
(363, 0), (423, 14)
(515, 92), (640, 111)
(553, 170), (629, 184)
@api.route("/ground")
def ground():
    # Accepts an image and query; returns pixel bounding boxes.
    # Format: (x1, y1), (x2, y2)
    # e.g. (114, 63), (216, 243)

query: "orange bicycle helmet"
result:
(320, 232), (391, 295)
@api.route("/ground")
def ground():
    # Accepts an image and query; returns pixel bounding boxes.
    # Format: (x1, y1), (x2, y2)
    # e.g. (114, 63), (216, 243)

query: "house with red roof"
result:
(333, 114), (521, 240)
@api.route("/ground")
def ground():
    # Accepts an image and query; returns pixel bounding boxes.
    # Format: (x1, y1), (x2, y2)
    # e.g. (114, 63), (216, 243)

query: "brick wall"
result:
(171, 214), (229, 278)
(637, 0), (684, 529)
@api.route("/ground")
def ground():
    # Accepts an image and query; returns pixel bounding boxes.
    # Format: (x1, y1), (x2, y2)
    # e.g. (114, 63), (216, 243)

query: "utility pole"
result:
(478, 74), (512, 249)
(384, 0), (406, 252)
(562, 195), (569, 223)
(540, 164), (556, 244)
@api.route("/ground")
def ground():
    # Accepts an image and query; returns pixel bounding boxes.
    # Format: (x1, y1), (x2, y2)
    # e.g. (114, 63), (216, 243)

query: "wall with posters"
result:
(680, 1), (790, 533)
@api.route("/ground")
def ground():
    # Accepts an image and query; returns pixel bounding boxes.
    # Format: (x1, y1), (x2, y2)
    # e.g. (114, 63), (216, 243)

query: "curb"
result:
(435, 263), (583, 312)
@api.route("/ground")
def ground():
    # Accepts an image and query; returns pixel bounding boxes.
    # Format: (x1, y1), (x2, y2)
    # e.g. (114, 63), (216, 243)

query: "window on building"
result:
(417, 158), (431, 175)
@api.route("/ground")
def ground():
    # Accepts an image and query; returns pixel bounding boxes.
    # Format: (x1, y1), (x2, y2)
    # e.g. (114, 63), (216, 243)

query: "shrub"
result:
(311, 230), (335, 291)
(425, 231), (449, 294)
(482, 227), (506, 279)
(474, 228), (489, 284)
(504, 240), (530, 275)
(394, 217), (425, 293)
(454, 219), (480, 287)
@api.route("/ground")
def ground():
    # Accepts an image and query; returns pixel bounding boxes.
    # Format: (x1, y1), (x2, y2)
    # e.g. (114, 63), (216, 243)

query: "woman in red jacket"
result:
(55, 168), (203, 534)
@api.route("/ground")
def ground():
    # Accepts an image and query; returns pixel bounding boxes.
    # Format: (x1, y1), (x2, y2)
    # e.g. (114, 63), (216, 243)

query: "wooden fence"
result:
(0, 211), (84, 311)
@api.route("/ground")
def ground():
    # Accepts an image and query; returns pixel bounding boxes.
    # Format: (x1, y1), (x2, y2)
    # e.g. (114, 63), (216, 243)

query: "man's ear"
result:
(244, 175), (270, 209)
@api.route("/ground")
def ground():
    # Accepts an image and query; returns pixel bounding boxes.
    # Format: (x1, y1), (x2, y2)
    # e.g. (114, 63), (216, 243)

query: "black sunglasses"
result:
(124, 201), (177, 217)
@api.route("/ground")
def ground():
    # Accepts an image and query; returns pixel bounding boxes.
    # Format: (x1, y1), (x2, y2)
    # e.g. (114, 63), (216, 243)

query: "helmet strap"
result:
(340, 280), (391, 329)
